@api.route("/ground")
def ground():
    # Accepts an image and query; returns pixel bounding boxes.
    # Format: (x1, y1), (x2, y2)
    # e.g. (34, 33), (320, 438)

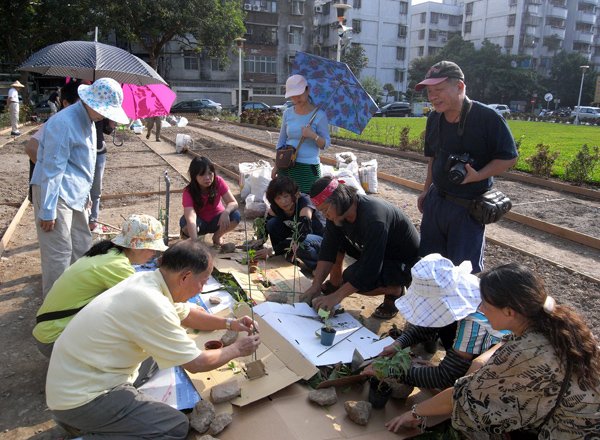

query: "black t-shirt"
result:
(424, 100), (518, 199)
(319, 194), (420, 291)
(270, 194), (325, 254)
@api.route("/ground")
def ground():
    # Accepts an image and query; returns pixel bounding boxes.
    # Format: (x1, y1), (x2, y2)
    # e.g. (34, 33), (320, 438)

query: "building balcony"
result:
(576, 10), (596, 24)
(245, 35), (278, 46)
(544, 26), (565, 39)
(574, 31), (594, 44)
(546, 5), (568, 19)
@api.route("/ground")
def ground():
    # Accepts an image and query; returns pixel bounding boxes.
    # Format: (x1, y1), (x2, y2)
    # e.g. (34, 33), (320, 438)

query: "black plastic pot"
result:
(368, 377), (392, 409)
(320, 327), (336, 346)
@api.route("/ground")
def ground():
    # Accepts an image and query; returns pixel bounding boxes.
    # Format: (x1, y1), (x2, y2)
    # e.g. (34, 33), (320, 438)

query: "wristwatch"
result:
(225, 318), (234, 330)
(314, 135), (320, 142)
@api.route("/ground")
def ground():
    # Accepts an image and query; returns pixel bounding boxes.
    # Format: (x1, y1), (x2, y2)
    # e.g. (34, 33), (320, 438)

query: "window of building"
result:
(573, 42), (591, 53)
(322, 25), (330, 38)
(396, 47), (406, 60)
(244, 55), (277, 74)
(507, 14), (516, 26)
(184, 51), (198, 70)
(575, 22), (593, 33)
(323, 2), (330, 14)
(418, 29), (425, 40)
(449, 15), (462, 26)
(210, 58), (226, 71)
(291, 1), (304, 15)
(550, 0), (566, 7)
(253, 86), (277, 95)
(420, 12), (426, 24)
(399, 1), (408, 15)
(577, 2), (595, 13)
(398, 24), (407, 38)
(354, 0), (361, 8)
(547, 17), (565, 28)
(264, 0), (277, 12)
(418, 46), (424, 56)
(539, 57), (552, 68)
(430, 12), (439, 24)
(465, 2), (473, 15)
(429, 46), (439, 56)
(288, 26), (303, 45)
(504, 35), (514, 48)
(509, 0), (517, 6)
(464, 21), (472, 33)
(429, 30), (437, 41)
(352, 19), (361, 33)
(395, 69), (405, 82)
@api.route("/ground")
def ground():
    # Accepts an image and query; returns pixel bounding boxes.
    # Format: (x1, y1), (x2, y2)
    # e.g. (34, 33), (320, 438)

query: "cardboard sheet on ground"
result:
(253, 302), (394, 366)
(188, 302), (318, 406)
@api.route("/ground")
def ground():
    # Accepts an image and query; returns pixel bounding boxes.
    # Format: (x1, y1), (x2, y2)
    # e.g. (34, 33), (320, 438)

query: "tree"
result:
(361, 76), (382, 104)
(341, 44), (368, 78)
(546, 50), (597, 107)
(105, 0), (245, 68)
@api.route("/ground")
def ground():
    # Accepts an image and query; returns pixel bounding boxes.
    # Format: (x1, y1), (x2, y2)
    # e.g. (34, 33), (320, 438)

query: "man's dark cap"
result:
(415, 61), (464, 91)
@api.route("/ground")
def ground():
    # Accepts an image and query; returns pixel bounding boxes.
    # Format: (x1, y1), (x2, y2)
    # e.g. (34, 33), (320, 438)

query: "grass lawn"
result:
(335, 117), (600, 183)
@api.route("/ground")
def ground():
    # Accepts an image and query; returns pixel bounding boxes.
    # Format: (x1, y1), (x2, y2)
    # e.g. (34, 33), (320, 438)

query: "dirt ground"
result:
(0, 126), (598, 439)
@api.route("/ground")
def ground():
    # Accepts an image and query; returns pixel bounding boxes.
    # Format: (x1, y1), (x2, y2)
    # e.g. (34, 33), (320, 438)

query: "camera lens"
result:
(448, 163), (466, 184)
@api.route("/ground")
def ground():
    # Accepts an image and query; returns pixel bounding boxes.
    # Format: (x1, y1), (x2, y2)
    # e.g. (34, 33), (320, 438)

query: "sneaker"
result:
(10, 131), (21, 136)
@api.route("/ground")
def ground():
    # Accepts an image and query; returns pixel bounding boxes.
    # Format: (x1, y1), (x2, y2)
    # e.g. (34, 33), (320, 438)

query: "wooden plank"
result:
(0, 197), (29, 257)
(504, 211), (600, 250)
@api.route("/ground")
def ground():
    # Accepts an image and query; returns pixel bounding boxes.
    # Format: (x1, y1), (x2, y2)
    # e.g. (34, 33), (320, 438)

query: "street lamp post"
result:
(332, 3), (352, 62)
(574, 65), (589, 125)
(234, 37), (246, 117)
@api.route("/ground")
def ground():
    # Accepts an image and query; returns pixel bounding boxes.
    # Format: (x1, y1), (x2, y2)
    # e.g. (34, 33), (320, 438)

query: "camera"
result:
(445, 153), (475, 184)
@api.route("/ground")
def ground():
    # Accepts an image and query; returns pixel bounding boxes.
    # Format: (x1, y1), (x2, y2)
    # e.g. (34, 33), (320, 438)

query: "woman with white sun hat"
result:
(31, 77), (130, 298)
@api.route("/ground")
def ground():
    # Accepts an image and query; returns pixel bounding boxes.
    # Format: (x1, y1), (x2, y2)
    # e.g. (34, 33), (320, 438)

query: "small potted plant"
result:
(241, 249), (259, 273)
(368, 346), (412, 409)
(318, 308), (336, 346)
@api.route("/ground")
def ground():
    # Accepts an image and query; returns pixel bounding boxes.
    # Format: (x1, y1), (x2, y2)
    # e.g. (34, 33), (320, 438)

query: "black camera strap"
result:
(456, 96), (472, 137)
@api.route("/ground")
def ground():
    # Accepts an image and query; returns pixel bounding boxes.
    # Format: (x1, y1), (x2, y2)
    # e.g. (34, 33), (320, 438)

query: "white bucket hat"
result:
(111, 214), (168, 252)
(395, 254), (480, 327)
(284, 74), (308, 98)
(10, 80), (24, 88)
(77, 78), (129, 125)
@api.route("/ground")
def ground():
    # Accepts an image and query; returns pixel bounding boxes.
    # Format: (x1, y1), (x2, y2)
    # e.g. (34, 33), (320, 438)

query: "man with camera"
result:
(415, 61), (517, 273)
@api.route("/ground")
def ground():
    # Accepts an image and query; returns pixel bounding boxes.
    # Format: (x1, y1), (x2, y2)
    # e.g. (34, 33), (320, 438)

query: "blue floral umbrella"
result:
(291, 52), (378, 135)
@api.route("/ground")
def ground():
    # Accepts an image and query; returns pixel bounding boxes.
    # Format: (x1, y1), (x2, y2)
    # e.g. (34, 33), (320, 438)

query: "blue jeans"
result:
(179, 210), (241, 236)
(89, 152), (107, 222)
(266, 216), (322, 270)
(419, 186), (485, 273)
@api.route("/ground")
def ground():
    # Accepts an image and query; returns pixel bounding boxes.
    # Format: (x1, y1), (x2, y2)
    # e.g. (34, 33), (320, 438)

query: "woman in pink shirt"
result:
(180, 156), (240, 246)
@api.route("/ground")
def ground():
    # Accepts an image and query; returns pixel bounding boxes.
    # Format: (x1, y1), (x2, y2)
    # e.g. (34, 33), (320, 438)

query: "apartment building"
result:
(313, 0), (411, 94)
(410, 0), (599, 75)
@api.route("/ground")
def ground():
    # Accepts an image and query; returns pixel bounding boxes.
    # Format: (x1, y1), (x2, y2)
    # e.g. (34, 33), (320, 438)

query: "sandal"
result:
(321, 280), (341, 296)
(372, 301), (399, 319)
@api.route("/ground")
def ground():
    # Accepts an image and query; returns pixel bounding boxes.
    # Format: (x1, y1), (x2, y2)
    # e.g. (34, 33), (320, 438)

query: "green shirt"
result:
(33, 249), (134, 344)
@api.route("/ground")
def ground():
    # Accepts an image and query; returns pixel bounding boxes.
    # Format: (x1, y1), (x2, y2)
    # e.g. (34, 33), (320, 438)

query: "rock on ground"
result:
(308, 387), (337, 406)
(344, 400), (372, 426)
(208, 413), (233, 436)
(210, 379), (241, 403)
(189, 400), (215, 434)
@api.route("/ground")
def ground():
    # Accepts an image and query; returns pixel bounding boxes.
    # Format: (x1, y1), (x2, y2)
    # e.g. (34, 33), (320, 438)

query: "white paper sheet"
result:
(253, 302), (393, 366)
(187, 275), (235, 314)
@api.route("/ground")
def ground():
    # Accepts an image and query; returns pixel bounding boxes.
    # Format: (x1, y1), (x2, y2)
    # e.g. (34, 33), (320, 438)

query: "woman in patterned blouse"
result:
(386, 263), (600, 439)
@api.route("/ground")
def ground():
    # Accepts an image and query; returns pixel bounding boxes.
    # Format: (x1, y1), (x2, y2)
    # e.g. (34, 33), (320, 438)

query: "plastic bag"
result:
(176, 116), (188, 127)
(175, 134), (193, 153)
(359, 159), (378, 193)
(335, 152), (360, 184)
(245, 194), (267, 218)
(238, 161), (272, 200)
(336, 169), (366, 195)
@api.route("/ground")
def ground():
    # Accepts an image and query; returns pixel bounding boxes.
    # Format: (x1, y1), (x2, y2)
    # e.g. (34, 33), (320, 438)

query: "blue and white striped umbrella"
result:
(19, 40), (166, 86)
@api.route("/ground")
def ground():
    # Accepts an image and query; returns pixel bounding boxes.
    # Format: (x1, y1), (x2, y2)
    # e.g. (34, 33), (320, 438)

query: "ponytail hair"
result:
(480, 263), (600, 390)
(84, 240), (125, 257)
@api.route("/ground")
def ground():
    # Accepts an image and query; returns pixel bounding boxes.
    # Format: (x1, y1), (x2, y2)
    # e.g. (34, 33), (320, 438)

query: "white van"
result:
(571, 106), (600, 120)
(487, 104), (511, 116)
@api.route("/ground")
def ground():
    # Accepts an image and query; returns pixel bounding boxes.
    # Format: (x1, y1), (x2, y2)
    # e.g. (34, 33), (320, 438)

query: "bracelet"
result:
(411, 404), (427, 432)
(314, 135), (320, 143)
(225, 318), (234, 330)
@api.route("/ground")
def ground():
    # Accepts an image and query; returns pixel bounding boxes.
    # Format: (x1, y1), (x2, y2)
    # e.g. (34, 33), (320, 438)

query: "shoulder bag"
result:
(275, 107), (321, 170)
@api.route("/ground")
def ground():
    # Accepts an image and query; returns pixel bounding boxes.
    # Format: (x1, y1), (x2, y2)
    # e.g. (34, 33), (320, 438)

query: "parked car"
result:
(571, 106), (600, 120)
(241, 101), (275, 112)
(271, 101), (293, 113)
(487, 104), (511, 116)
(171, 100), (213, 113)
(373, 101), (411, 117)
(199, 98), (222, 112)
